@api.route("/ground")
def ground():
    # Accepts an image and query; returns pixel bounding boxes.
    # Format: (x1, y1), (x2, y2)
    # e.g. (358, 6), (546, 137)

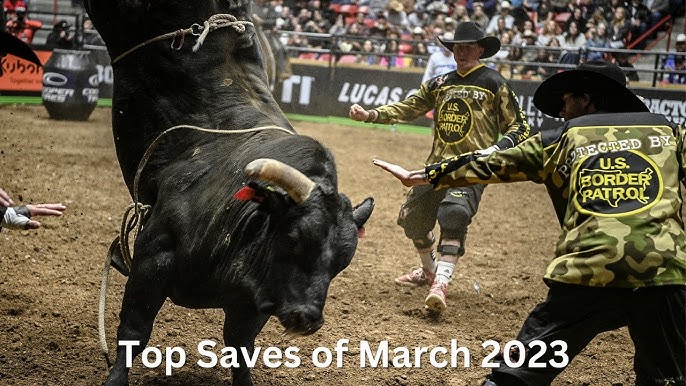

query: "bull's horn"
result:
(245, 158), (316, 204)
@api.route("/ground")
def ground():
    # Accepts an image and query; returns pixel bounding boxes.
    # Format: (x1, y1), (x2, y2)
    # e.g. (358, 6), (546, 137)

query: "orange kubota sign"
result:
(0, 50), (52, 91)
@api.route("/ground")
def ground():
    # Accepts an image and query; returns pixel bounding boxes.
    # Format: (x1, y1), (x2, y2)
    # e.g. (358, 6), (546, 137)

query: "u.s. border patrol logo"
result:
(572, 150), (662, 216)
(437, 99), (472, 144)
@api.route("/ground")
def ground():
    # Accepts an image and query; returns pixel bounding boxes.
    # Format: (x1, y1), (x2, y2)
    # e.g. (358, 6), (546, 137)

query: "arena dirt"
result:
(0, 105), (639, 385)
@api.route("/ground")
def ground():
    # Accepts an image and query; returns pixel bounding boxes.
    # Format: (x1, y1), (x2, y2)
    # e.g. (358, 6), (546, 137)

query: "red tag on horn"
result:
(233, 186), (256, 201)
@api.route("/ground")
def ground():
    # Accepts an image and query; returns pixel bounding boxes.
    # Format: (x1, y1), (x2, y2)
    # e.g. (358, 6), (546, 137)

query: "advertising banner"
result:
(275, 63), (684, 131)
(0, 50), (52, 93)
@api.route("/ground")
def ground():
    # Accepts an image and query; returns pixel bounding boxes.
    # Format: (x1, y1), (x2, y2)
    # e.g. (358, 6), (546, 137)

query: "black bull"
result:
(84, 1), (374, 385)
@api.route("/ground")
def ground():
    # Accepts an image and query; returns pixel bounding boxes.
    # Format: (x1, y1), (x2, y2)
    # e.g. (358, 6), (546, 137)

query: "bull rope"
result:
(98, 124), (295, 368)
(111, 14), (254, 64)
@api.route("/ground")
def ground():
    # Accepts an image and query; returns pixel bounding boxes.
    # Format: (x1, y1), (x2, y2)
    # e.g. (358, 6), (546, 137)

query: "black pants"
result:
(490, 283), (686, 386)
(396, 184), (485, 247)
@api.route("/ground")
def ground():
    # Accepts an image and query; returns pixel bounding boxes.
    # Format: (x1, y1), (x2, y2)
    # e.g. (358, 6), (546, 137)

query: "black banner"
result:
(273, 63), (685, 131)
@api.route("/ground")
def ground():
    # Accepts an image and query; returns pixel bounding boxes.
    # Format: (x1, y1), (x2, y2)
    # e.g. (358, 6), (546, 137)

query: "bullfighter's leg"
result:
(104, 241), (171, 385)
(222, 305), (270, 386)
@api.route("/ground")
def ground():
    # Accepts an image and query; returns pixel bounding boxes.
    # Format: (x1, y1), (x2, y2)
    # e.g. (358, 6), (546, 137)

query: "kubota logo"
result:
(43, 72), (68, 87)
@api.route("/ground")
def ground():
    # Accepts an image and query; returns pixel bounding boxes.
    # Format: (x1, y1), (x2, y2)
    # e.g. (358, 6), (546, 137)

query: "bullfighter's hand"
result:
(0, 188), (14, 207)
(349, 104), (370, 122)
(372, 159), (430, 187)
(2, 203), (67, 230)
(26, 204), (67, 229)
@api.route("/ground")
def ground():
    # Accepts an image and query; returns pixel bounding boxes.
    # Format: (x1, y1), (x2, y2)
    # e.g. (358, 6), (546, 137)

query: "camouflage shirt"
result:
(426, 111), (686, 288)
(371, 64), (532, 164)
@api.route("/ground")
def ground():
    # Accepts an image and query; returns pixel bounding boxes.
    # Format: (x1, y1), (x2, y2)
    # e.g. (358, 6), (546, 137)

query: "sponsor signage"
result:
(274, 63), (685, 131)
(0, 50), (52, 92)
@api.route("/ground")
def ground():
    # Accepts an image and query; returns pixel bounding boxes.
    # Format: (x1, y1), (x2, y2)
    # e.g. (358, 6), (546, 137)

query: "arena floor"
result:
(0, 105), (637, 385)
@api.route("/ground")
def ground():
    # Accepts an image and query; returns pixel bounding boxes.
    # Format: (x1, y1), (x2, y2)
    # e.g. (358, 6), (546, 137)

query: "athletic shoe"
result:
(394, 267), (435, 287)
(425, 281), (448, 313)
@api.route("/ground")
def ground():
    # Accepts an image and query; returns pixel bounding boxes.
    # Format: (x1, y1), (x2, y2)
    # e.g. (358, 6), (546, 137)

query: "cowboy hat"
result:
(0, 30), (42, 67)
(533, 61), (648, 118)
(437, 21), (500, 58)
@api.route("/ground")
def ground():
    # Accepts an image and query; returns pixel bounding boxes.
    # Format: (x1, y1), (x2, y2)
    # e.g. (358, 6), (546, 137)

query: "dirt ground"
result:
(0, 105), (638, 385)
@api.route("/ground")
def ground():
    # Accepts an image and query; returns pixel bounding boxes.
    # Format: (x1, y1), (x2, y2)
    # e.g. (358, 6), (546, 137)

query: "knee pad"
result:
(411, 232), (435, 249)
(437, 201), (471, 241)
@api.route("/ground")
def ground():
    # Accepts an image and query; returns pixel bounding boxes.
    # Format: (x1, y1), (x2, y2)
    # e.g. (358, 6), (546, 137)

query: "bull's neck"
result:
(110, 58), (292, 193)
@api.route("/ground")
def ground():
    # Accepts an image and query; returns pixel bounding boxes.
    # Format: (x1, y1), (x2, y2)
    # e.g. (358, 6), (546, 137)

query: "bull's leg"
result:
(104, 246), (171, 385)
(223, 306), (270, 386)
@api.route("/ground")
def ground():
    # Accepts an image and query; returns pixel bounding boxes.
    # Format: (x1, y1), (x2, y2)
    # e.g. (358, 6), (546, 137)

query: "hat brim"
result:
(438, 36), (501, 58)
(533, 69), (649, 118)
(0, 30), (42, 66)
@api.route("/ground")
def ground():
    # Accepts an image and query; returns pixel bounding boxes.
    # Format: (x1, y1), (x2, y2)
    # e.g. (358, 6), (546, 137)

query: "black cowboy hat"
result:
(437, 21), (500, 58)
(533, 61), (648, 118)
(0, 30), (42, 66)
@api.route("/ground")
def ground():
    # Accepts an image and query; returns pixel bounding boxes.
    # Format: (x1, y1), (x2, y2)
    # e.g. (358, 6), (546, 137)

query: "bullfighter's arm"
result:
(490, 83), (533, 153)
(425, 133), (547, 189)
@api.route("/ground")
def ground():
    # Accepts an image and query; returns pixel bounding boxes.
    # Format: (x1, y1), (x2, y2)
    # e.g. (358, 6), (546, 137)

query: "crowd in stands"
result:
(2, 0), (683, 84)
(3, 0), (104, 48)
(260, 0), (684, 83)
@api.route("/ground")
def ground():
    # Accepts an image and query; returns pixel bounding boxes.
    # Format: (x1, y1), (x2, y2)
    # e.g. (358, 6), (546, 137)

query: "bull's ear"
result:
(352, 197), (374, 230)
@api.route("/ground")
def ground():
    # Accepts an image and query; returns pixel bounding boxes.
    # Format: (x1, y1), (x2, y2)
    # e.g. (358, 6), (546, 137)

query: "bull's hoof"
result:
(107, 238), (130, 277)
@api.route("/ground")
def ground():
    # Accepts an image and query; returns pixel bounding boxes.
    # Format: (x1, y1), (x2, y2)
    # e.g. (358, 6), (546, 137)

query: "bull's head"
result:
(235, 158), (374, 335)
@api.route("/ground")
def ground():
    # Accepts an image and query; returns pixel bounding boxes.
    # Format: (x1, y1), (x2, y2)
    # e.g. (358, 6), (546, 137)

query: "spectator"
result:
(609, 6), (631, 48)
(626, 0), (650, 47)
(614, 52), (640, 82)
(2, 0), (25, 21)
(662, 34), (686, 84)
(328, 13), (348, 36)
(412, 40), (429, 67)
(585, 7), (609, 30)
(467, 0), (498, 17)
(646, 0), (670, 28)
(535, 0), (555, 27)
(519, 29), (539, 62)
(421, 31), (457, 82)
(512, 19), (535, 44)
(407, 3), (430, 29)
(485, 1), (515, 34)
(492, 30), (514, 76)
(492, 29), (513, 61)
(4, 7), (40, 44)
(584, 22), (611, 61)
(79, 17), (105, 46)
(557, 19), (586, 64)
(384, 0), (410, 31)
(522, 46), (557, 78)
(662, 55), (685, 84)
(488, 14), (512, 37)
(452, 5), (471, 23)
(565, 6), (588, 34)
(46, 20), (76, 49)
(471, 3), (491, 27)
(356, 39), (378, 64)
(537, 19), (560, 46)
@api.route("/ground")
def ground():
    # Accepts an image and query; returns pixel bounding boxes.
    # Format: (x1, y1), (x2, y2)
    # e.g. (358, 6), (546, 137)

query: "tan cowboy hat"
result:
(387, 0), (404, 12)
(438, 21), (501, 58)
(533, 61), (648, 118)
